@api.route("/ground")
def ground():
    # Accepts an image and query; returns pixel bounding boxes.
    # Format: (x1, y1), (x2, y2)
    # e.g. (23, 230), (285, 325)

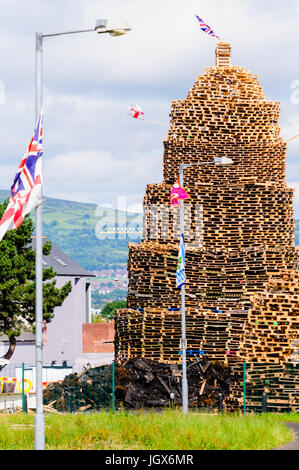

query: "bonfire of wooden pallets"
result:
(114, 42), (299, 412)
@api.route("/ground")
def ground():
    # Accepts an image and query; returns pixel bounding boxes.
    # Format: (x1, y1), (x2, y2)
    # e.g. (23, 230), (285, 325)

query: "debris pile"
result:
(43, 365), (113, 412)
(115, 357), (232, 409)
(43, 358), (232, 412)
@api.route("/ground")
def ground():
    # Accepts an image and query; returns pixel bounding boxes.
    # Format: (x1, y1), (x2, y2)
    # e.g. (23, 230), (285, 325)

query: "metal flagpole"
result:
(34, 32), (45, 450)
(179, 164), (188, 414)
(177, 159), (233, 413)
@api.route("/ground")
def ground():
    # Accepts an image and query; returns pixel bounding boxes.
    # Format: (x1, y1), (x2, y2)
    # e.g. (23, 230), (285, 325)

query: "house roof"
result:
(31, 236), (95, 278)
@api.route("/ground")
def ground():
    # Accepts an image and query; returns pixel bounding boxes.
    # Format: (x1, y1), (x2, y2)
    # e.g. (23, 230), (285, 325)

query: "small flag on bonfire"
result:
(128, 104), (144, 120)
(0, 111), (43, 242)
(128, 104), (169, 127)
(195, 15), (220, 39)
(170, 182), (190, 206)
(176, 234), (186, 289)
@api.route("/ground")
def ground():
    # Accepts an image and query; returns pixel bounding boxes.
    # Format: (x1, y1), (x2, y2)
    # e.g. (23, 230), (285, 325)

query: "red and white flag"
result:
(0, 111), (43, 241)
(128, 104), (144, 120)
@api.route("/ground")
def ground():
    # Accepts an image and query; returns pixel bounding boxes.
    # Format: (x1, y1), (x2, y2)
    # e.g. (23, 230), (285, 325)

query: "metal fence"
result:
(1, 360), (298, 414)
(43, 363), (115, 413)
(242, 362), (299, 414)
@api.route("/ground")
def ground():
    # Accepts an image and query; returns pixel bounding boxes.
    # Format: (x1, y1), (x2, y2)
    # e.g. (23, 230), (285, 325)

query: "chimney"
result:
(215, 42), (232, 67)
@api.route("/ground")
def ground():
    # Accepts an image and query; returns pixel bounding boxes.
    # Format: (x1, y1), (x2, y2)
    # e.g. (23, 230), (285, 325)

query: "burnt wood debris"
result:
(43, 358), (231, 411)
(115, 358), (230, 409)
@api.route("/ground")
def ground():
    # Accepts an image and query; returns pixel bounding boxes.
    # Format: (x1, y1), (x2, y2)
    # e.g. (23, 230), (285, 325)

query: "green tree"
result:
(0, 200), (72, 361)
(100, 300), (127, 320)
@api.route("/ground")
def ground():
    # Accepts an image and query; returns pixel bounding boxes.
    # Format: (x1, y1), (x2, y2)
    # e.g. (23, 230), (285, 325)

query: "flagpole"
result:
(179, 163), (188, 414)
(34, 32), (45, 450)
(176, 159), (233, 413)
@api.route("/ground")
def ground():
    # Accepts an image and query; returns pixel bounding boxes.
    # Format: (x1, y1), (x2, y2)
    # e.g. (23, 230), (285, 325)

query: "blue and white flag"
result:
(176, 234), (186, 289)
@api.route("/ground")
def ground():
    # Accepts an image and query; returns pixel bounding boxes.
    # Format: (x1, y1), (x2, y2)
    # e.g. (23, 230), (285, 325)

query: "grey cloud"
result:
(0, 0), (298, 211)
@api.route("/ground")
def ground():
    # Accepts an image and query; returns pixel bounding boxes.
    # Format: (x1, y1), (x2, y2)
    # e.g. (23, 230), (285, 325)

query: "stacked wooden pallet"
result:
(227, 362), (299, 413)
(114, 42), (299, 412)
(126, 242), (298, 310)
(115, 307), (248, 367)
(163, 53), (285, 186)
(238, 272), (299, 363)
(163, 142), (286, 187)
(225, 271), (299, 411)
(143, 182), (294, 249)
(215, 42), (232, 67)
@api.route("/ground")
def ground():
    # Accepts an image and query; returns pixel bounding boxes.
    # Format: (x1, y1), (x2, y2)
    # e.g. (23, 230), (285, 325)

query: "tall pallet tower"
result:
(115, 43), (299, 411)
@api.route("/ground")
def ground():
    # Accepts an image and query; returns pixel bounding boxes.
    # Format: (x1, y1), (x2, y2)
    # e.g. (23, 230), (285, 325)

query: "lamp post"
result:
(179, 156), (233, 414)
(34, 19), (131, 451)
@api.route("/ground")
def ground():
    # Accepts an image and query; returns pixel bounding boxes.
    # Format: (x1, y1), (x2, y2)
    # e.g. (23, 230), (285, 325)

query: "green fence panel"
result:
(43, 363), (115, 413)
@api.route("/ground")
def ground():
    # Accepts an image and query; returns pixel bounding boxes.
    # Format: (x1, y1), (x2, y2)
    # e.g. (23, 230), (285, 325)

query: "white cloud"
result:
(0, 0), (299, 214)
(43, 146), (162, 207)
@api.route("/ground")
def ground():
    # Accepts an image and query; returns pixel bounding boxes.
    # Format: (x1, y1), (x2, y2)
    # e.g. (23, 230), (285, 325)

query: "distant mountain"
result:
(0, 189), (9, 200)
(1, 190), (299, 271)
(0, 190), (142, 272)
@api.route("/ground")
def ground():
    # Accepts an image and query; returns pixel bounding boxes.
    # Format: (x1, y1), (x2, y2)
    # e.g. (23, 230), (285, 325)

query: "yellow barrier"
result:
(0, 377), (33, 393)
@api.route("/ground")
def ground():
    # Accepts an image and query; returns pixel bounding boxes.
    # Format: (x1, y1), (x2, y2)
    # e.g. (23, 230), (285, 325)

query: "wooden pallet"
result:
(114, 42), (299, 412)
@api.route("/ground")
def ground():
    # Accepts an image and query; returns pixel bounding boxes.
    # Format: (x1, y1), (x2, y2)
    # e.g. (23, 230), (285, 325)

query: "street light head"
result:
(95, 19), (131, 36)
(213, 157), (234, 165)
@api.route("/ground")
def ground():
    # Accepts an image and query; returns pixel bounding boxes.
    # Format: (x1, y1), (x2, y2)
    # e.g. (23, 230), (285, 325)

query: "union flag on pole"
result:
(170, 182), (190, 206)
(0, 111), (43, 242)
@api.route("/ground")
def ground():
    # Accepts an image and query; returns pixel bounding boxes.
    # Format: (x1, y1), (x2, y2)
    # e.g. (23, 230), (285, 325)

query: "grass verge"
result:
(0, 410), (298, 450)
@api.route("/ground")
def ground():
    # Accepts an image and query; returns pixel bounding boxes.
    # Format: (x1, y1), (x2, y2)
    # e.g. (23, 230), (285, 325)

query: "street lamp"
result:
(34, 19), (131, 451)
(95, 19), (131, 36)
(179, 156), (234, 414)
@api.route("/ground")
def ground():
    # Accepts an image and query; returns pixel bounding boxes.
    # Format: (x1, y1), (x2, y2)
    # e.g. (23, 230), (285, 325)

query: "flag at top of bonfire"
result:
(170, 181), (190, 206)
(0, 111), (43, 242)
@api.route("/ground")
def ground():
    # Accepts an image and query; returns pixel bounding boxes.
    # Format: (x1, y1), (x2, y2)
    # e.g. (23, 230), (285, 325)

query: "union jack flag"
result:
(0, 111), (43, 241)
(195, 15), (220, 39)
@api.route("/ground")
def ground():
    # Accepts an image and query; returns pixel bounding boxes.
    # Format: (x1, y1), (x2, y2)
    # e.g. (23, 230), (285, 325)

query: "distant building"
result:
(0, 237), (114, 388)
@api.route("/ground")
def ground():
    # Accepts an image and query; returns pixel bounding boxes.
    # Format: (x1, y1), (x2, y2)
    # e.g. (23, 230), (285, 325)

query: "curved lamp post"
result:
(34, 19), (131, 450)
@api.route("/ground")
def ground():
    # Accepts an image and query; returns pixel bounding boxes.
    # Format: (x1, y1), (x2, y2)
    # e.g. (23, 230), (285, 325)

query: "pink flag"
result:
(128, 104), (144, 120)
(43, 320), (47, 345)
(0, 111), (43, 242)
(170, 182), (190, 206)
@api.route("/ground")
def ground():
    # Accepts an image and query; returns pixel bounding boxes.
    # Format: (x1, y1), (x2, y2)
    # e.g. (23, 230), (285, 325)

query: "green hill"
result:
(40, 197), (142, 272)
(0, 190), (142, 272)
(1, 189), (299, 271)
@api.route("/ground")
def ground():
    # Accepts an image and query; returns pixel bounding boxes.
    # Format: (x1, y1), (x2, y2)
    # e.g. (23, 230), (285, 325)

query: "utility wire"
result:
(0, 144), (162, 151)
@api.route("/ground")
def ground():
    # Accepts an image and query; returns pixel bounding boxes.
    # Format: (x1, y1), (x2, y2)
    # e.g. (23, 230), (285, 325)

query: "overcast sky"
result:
(0, 0), (299, 216)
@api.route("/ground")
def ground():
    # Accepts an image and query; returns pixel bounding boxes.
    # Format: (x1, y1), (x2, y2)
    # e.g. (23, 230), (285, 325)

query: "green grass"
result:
(0, 410), (298, 450)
